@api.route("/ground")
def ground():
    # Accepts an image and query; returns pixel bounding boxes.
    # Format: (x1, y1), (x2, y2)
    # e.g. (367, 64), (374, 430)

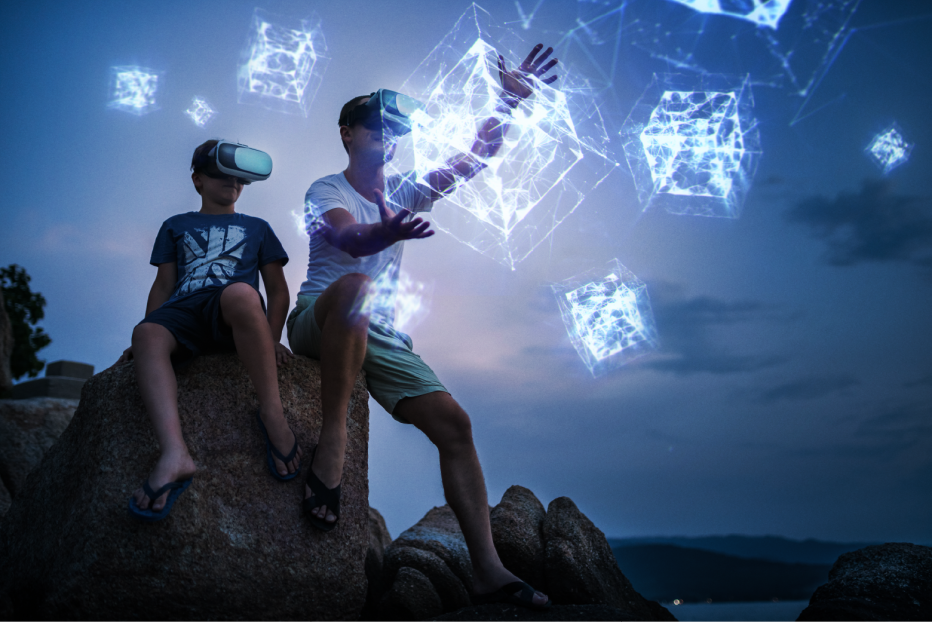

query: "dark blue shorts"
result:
(138, 283), (263, 364)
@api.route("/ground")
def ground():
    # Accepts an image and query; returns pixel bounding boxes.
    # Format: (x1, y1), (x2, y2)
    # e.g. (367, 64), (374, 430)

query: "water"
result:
(666, 599), (809, 621)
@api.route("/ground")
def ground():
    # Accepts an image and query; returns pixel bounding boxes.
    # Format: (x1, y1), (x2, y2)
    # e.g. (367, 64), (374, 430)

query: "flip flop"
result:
(302, 445), (341, 532)
(128, 477), (193, 522)
(474, 580), (552, 610)
(256, 409), (300, 481)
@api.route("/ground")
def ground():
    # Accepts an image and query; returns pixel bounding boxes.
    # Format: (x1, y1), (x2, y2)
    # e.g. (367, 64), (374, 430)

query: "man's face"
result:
(344, 97), (399, 163)
(192, 171), (243, 205)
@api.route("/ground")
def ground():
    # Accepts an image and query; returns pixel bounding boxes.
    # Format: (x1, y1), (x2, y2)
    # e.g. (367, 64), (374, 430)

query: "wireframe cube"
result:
(865, 123), (913, 175)
(108, 66), (160, 116)
(185, 97), (216, 127)
(668, 0), (794, 30)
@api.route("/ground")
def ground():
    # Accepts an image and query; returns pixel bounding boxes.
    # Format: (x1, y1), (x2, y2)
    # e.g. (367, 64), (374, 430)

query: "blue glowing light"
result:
(387, 4), (618, 270)
(668, 0), (794, 30)
(866, 124), (913, 175)
(237, 9), (329, 116)
(184, 97), (216, 127)
(552, 259), (659, 376)
(621, 74), (760, 218)
(108, 66), (160, 116)
(355, 269), (431, 333)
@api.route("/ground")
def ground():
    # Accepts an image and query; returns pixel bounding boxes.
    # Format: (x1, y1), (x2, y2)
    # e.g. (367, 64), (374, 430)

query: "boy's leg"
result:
(304, 273), (372, 524)
(130, 322), (197, 511)
(394, 392), (549, 607)
(219, 283), (301, 477)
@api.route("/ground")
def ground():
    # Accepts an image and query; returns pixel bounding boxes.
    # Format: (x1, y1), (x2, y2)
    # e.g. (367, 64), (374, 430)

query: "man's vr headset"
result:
(344, 89), (426, 137)
(194, 141), (272, 184)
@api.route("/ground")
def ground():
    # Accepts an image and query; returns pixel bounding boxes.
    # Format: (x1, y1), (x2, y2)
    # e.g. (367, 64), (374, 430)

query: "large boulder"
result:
(0, 353), (370, 620)
(490, 485), (547, 591)
(797, 542), (932, 621)
(363, 506), (394, 619)
(0, 397), (79, 516)
(0, 289), (12, 394)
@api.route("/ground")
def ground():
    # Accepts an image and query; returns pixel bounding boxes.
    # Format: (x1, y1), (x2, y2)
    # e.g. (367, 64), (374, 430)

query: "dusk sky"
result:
(2, 0), (931, 544)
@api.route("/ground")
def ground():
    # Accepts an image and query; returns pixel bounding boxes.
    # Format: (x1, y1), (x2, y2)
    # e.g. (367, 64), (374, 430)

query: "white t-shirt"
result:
(298, 171), (433, 323)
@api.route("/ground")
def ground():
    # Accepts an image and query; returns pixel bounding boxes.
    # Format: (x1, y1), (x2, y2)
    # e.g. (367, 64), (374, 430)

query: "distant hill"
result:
(611, 544), (832, 603)
(608, 535), (878, 565)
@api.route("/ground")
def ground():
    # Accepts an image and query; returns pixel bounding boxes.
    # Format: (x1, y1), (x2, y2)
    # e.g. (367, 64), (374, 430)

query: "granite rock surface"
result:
(490, 484), (547, 591)
(0, 289), (11, 393)
(0, 353), (370, 620)
(797, 542), (932, 621)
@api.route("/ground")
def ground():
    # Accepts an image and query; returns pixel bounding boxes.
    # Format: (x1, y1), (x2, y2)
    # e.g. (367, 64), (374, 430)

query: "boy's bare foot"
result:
(259, 406), (303, 477)
(304, 442), (344, 524)
(473, 565), (550, 608)
(131, 449), (197, 511)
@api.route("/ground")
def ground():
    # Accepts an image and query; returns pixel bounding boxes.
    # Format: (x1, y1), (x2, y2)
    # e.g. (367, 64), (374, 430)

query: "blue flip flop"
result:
(256, 409), (300, 481)
(128, 477), (193, 522)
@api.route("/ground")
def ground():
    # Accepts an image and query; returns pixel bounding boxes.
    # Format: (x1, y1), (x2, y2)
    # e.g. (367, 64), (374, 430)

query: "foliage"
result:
(1, 264), (52, 380)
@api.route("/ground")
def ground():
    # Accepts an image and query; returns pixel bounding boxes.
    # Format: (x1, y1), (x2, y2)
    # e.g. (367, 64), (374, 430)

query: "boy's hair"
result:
(190, 139), (219, 195)
(338, 95), (371, 154)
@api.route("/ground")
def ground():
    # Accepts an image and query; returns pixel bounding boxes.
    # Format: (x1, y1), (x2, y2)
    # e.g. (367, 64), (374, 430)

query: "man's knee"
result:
(316, 273), (373, 330)
(406, 394), (474, 449)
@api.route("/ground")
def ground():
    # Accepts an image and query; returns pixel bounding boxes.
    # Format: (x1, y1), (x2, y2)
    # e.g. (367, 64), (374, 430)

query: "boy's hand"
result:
(115, 346), (134, 365)
(274, 343), (295, 367)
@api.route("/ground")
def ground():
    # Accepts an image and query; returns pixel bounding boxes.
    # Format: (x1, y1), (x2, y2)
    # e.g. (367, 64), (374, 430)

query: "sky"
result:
(1, 0), (931, 544)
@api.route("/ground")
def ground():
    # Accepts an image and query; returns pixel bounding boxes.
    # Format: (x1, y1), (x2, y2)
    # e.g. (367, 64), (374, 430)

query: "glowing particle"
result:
(621, 74), (760, 218)
(184, 97), (216, 127)
(387, 4), (617, 270)
(355, 270), (431, 333)
(865, 124), (913, 175)
(552, 259), (659, 376)
(237, 9), (330, 116)
(668, 0), (794, 30)
(108, 66), (160, 116)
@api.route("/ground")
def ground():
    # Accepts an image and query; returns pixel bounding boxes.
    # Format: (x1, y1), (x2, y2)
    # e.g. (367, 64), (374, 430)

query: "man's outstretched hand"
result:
(498, 43), (559, 102)
(374, 189), (434, 245)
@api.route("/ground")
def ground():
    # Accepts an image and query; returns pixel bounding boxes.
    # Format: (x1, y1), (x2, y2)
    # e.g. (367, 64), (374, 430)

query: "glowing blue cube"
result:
(108, 66), (160, 116)
(866, 124), (913, 175)
(184, 97), (216, 127)
(552, 260), (659, 376)
(668, 0), (794, 30)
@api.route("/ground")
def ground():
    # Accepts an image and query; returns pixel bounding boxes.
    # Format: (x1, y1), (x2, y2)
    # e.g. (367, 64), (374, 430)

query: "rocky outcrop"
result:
(0, 353), (370, 620)
(797, 542), (932, 621)
(0, 396), (79, 516)
(0, 289), (12, 393)
(376, 486), (674, 621)
(363, 506), (394, 619)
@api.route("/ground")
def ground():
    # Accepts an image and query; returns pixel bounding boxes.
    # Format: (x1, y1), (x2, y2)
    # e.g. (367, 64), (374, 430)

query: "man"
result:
(287, 45), (557, 608)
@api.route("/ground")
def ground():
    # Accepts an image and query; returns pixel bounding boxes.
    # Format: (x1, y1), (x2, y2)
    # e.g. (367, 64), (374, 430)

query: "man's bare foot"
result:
(305, 442), (344, 524)
(472, 565), (550, 608)
(259, 406), (303, 477)
(131, 449), (197, 512)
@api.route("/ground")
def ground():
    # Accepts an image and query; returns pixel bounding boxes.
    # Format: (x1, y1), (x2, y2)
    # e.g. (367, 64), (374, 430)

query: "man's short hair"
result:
(191, 139), (219, 173)
(339, 95), (370, 153)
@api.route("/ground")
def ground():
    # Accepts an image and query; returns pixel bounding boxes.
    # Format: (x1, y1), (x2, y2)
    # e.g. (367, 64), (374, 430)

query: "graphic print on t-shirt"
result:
(177, 225), (246, 295)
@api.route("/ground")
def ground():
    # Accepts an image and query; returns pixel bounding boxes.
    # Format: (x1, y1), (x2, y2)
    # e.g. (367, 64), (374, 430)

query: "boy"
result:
(117, 139), (301, 521)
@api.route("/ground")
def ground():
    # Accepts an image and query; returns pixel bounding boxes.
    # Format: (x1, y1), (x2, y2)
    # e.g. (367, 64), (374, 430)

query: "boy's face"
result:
(192, 171), (244, 205)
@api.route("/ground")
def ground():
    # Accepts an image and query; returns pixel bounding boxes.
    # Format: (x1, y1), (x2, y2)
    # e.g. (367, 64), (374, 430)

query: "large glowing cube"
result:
(387, 4), (617, 270)
(552, 259), (659, 376)
(668, 0), (794, 30)
(108, 66), (160, 116)
(621, 74), (759, 218)
(865, 124), (913, 175)
(237, 10), (329, 116)
(184, 97), (216, 127)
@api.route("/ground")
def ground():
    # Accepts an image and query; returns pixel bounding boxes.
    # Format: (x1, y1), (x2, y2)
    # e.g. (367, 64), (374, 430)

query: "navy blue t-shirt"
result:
(150, 212), (289, 301)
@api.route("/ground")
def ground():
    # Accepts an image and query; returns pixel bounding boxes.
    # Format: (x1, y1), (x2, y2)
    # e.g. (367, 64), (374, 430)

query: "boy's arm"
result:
(259, 260), (294, 366)
(115, 262), (177, 364)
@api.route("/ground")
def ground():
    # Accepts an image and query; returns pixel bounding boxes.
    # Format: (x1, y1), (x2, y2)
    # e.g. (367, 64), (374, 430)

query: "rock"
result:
(490, 485), (547, 591)
(0, 353), (370, 620)
(797, 542), (932, 621)
(543, 497), (675, 620)
(0, 396), (79, 512)
(0, 289), (11, 393)
(0, 477), (10, 517)
(391, 504), (476, 590)
(384, 546), (473, 613)
(380, 567), (445, 620)
(363, 506), (394, 619)
(431, 603), (657, 621)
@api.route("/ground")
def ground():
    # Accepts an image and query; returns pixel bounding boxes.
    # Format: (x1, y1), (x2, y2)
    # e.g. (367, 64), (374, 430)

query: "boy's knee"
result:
(132, 322), (172, 350)
(220, 283), (262, 317)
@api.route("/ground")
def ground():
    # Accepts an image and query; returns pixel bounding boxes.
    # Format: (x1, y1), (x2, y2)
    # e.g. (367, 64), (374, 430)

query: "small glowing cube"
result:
(185, 97), (216, 127)
(108, 66), (160, 116)
(866, 124), (913, 175)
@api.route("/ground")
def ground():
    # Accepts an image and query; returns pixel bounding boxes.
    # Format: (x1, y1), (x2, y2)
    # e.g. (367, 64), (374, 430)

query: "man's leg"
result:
(220, 283), (301, 477)
(395, 392), (549, 606)
(305, 273), (372, 523)
(130, 322), (197, 511)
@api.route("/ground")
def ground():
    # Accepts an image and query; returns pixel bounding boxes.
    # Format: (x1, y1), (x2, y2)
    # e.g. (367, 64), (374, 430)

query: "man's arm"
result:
(427, 44), (559, 199)
(321, 189), (434, 258)
(115, 262), (176, 364)
(259, 260), (294, 366)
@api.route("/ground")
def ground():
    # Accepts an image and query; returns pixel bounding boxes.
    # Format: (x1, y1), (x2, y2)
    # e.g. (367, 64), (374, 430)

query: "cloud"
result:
(644, 288), (788, 375)
(756, 374), (861, 403)
(785, 180), (932, 267)
(904, 374), (932, 389)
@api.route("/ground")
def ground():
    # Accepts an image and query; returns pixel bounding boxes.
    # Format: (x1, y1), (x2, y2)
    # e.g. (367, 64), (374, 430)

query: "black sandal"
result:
(302, 445), (341, 532)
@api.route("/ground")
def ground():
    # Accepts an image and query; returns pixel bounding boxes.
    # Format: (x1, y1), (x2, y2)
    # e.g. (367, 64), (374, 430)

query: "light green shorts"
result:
(286, 294), (448, 423)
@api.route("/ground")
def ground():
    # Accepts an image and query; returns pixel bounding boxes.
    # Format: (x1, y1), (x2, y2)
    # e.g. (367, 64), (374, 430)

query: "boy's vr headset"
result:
(344, 89), (426, 137)
(194, 141), (272, 184)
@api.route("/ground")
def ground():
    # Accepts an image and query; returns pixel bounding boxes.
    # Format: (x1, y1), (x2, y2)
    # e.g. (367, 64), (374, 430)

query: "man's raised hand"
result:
(374, 188), (434, 244)
(498, 43), (559, 102)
